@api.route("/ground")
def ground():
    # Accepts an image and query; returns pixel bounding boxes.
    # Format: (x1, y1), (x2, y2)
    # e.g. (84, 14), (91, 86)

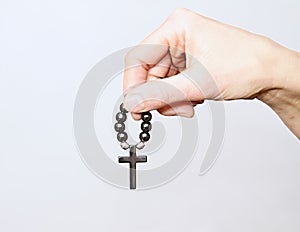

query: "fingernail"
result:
(124, 94), (145, 112)
(177, 113), (190, 117)
(177, 111), (192, 117)
(179, 113), (193, 118)
(174, 108), (194, 118)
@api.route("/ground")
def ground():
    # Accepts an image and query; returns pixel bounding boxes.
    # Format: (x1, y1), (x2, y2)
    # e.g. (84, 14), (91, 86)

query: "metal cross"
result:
(118, 145), (147, 189)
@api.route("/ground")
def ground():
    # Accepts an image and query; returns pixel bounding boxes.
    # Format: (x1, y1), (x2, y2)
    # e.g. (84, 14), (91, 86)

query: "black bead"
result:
(120, 103), (128, 113)
(116, 112), (127, 123)
(114, 122), (125, 132)
(117, 132), (128, 142)
(141, 122), (152, 132)
(139, 132), (150, 142)
(141, 112), (152, 122)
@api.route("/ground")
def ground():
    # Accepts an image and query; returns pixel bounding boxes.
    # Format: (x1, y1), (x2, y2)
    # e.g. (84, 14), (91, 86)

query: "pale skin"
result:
(123, 8), (300, 139)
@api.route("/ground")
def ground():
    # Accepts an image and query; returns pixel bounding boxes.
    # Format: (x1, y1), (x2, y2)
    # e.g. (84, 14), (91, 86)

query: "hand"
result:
(123, 8), (300, 139)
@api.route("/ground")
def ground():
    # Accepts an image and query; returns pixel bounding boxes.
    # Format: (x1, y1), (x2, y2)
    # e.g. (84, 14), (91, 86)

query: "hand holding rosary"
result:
(114, 103), (152, 189)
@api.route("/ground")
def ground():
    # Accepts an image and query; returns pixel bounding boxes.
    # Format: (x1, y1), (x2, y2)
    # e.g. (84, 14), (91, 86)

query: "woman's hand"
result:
(123, 8), (300, 139)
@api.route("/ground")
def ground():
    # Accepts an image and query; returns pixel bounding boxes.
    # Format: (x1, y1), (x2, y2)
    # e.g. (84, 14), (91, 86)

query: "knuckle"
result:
(125, 51), (144, 69)
(124, 49), (136, 65)
(165, 8), (199, 30)
(168, 8), (195, 22)
(171, 8), (190, 17)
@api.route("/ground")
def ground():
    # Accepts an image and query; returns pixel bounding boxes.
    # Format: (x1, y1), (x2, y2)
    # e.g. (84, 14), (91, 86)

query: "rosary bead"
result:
(115, 103), (152, 151)
(141, 121), (152, 132)
(114, 122), (125, 132)
(120, 103), (128, 113)
(117, 132), (128, 142)
(116, 112), (127, 123)
(141, 112), (152, 122)
(139, 132), (150, 142)
(120, 141), (130, 150)
(136, 141), (145, 150)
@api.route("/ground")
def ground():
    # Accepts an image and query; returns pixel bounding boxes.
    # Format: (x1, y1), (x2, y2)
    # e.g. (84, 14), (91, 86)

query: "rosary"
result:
(114, 103), (152, 189)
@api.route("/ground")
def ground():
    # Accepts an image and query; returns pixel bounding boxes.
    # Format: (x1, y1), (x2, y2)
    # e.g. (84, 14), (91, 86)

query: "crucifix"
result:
(114, 104), (152, 189)
(118, 145), (147, 189)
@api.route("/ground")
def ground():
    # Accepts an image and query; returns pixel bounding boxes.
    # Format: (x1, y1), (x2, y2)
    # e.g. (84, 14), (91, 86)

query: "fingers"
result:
(130, 103), (194, 121)
(147, 53), (172, 79)
(123, 33), (170, 93)
(123, 9), (193, 119)
(123, 14), (185, 93)
(123, 70), (204, 114)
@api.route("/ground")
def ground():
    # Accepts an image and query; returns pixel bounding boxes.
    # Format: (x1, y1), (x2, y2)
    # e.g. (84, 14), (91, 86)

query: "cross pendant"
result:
(118, 145), (147, 190)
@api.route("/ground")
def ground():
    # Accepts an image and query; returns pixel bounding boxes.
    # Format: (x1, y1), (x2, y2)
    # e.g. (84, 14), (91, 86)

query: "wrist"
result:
(258, 42), (300, 139)
(258, 43), (300, 104)
(272, 46), (300, 94)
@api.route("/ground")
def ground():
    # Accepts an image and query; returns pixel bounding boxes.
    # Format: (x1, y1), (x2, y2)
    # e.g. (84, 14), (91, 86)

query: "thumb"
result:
(123, 69), (204, 114)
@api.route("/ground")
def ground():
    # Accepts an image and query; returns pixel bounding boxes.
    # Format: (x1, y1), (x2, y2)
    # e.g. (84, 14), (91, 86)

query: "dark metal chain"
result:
(114, 103), (152, 150)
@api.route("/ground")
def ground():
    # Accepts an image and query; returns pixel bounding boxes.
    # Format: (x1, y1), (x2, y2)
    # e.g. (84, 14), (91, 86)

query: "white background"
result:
(1, 0), (300, 231)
